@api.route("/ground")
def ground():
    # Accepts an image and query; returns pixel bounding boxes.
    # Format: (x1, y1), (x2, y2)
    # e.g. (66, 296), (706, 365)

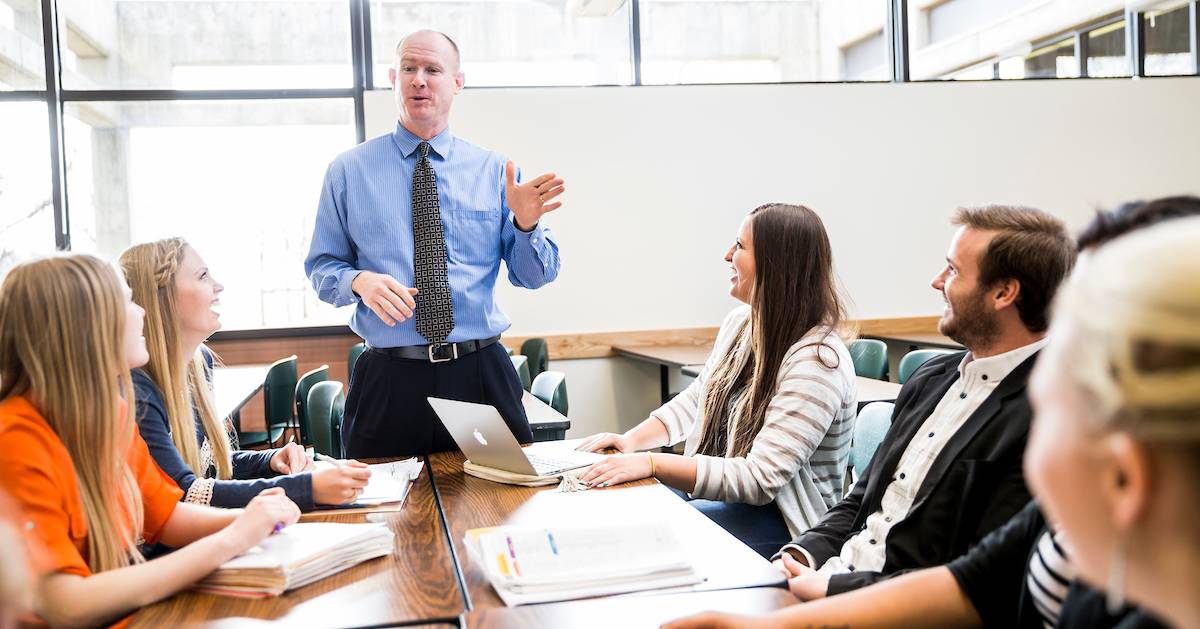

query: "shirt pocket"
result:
(443, 208), (502, 266)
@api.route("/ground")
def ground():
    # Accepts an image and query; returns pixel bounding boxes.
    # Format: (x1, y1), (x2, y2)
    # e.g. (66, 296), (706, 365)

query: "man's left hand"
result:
(505, 161), (565, 231)
(785, 562), (830, 602)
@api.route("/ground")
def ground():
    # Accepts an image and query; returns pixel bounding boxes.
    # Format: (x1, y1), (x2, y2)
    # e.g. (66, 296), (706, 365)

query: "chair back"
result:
(898, 349), (956, 384)
(295, 365), (330, 445)
(849, 339), (889, 380)
(306, 381), (345, 458)
(520, 337), (549, 380)
(510, 354), (532, 391)
(531, 370), (568, 416)
(348, 342), (366, 380)
(263, 355), (299, 436)
(849, 402), (894, 480)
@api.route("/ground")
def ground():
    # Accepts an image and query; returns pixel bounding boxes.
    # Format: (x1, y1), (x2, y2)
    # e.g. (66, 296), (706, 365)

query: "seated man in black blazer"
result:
(772, 204), (1076, 599)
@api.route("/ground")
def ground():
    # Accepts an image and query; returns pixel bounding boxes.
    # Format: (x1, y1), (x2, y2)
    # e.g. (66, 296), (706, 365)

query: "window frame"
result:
(9, 0), (1198, 334)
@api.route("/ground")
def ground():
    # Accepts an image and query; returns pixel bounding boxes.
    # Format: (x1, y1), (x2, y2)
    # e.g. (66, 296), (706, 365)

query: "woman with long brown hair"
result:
(0, 255), (299, 627)
(579, 203), (857, 557)
(120, 238), (369, 512)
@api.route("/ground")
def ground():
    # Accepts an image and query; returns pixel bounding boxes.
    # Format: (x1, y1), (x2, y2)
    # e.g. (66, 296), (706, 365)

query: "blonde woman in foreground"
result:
(667, 215), (1200, 629)
(0, 255), (299, 628)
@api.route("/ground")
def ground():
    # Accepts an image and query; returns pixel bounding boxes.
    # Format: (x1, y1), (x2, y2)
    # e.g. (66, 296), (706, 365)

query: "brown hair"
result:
(695, 204), (848, 458)
(0, 255), (143, 573)
(952, 205), (1075, 333)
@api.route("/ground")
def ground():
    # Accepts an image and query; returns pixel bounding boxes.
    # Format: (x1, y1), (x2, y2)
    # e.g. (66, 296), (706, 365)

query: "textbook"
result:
(464, 522), (704, 606)
(195, 522), (395, 597)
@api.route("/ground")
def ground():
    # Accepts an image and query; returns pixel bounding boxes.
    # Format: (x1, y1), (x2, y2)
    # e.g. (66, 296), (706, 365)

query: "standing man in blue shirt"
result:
(305, 29), (564, 457)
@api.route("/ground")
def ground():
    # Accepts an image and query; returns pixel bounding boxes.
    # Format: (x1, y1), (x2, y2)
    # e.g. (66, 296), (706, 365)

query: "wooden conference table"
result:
(133, 441), (795, 626)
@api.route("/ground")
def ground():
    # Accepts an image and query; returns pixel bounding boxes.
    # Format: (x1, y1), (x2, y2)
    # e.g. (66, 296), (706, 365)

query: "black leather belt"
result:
(367, 335), (501, 363)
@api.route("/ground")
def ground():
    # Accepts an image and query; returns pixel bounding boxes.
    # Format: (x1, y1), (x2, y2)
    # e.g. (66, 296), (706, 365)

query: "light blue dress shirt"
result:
(305, 123), (561, 347)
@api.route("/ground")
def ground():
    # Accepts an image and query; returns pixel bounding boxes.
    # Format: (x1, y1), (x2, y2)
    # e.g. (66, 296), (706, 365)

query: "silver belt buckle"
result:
(427, 342), (458, 363)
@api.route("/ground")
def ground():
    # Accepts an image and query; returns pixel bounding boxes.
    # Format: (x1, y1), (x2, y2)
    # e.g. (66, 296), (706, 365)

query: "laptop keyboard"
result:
(527, 453), (596, 476)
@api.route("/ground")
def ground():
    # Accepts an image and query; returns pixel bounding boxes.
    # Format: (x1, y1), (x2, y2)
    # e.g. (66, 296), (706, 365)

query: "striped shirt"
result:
(305, 122), (560, 347)
(654, 306), (858, 537)
(1028, 530), (1075, 628)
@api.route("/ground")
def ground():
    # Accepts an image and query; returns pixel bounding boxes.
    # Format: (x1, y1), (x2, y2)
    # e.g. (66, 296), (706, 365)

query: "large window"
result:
(0, 102), (55, 275)
(0, 0), (44, 90)
(369, 0), (634, 87)
(63, 99), (358, 328)
(8, 0), (1200, 330)
(58, 1), (353, 90)
(639, 0), (891, 84)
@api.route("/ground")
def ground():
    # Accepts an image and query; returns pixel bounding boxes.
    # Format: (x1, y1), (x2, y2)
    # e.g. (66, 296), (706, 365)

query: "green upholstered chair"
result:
(347, 342), (366, 379)
(262, 355), (299, 446)
(849, 339), (889, 381)
(306, 381), (345, 458)
(898, 348), (956, 384)
(236, 355), (296, 448)
(294, 365), (329, 446)
(520, 337), (549, 381)
(531, 370), (568, 417)
(848, 402), (894, 481)
(510, 354), (532, 391)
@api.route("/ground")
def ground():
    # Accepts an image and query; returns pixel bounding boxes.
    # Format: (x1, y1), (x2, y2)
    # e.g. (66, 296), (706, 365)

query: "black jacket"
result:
(790, 350), (1035, 594)
(949, 500), (1169, 629)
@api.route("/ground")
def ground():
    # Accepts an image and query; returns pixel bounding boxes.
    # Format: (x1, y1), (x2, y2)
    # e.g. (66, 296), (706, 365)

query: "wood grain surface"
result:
(130, 458), (465, 628)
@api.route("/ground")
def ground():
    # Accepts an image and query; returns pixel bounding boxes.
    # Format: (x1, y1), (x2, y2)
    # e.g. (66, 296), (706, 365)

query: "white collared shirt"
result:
(785, 338), (1046, 575)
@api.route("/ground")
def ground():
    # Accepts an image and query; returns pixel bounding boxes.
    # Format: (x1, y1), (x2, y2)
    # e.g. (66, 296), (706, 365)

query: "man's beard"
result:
(938, 287), (1001, 351)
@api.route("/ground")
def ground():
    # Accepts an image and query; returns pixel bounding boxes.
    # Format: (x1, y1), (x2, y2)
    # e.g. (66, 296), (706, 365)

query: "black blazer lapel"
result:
(861, 356), (963, 508)
(910, 351), (1040, 507)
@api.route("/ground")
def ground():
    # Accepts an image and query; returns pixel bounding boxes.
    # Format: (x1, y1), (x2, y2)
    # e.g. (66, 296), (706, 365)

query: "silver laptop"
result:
(428, 397), (605, 476)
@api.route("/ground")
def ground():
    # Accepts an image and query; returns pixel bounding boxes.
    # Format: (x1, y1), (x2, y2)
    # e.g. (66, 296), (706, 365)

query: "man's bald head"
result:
(395, 29), (461, 72)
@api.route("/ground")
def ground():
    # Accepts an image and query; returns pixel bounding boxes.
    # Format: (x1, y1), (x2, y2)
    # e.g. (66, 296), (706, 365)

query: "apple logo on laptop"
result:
(473, 428), (488, 446)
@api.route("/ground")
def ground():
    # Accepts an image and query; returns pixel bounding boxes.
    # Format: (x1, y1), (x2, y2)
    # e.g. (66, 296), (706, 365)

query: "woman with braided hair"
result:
(120, 238), (370, 513)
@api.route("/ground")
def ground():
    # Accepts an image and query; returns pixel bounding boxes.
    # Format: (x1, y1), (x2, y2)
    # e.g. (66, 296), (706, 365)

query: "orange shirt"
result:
(0, 395), (183, 626)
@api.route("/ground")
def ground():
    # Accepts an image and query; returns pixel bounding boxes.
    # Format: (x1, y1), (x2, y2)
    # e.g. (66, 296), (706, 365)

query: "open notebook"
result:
(195, 522), (394, 597)
(464, 522), (703, 606)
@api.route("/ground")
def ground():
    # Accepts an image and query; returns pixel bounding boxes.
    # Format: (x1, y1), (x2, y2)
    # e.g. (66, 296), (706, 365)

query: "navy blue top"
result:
(132, 352), (315, 511)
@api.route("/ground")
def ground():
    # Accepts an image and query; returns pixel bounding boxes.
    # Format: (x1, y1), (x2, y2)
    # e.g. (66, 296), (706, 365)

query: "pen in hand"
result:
(314, 452), (346, 468)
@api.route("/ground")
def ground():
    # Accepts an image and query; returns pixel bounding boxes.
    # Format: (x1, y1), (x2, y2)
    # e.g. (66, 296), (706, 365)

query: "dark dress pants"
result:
(342, 342), (533, 458)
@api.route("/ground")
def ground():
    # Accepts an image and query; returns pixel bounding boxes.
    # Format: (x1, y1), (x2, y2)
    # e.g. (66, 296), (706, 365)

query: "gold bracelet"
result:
(648, 451), (656, 477)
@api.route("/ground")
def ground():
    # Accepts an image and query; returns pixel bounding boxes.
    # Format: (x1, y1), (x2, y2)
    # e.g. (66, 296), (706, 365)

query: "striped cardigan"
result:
(653, 306), (857, 537)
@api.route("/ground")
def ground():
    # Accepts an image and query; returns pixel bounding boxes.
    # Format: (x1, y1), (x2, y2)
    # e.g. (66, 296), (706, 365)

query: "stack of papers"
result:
(356, 458), (423, 505)
(465, 522), (703, 606)
(196, 522), (394, 597)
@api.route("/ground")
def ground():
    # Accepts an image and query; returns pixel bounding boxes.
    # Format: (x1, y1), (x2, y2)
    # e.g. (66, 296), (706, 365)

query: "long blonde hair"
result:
(1052, 216), (1200, 440)
(0, 255), (144, 573)
(119, 238), (232, 479)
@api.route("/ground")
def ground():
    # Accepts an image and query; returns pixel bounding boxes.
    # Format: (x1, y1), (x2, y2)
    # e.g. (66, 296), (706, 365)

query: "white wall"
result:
(366, 78), (1200, 436)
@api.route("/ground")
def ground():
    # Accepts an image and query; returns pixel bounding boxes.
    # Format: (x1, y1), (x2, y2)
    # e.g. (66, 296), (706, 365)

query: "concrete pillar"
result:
(90, 126), (130, 259)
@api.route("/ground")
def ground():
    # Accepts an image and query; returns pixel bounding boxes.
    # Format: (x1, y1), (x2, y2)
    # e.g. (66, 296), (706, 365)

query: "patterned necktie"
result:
(411, 141), (454, 345)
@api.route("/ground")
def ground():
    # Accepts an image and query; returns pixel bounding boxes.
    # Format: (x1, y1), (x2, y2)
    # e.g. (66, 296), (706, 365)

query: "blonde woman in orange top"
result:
(0, 255), (300, 628)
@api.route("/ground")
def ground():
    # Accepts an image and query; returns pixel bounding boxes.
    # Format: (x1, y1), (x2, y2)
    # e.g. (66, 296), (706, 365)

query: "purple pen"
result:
(273, 522), (284, 534)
